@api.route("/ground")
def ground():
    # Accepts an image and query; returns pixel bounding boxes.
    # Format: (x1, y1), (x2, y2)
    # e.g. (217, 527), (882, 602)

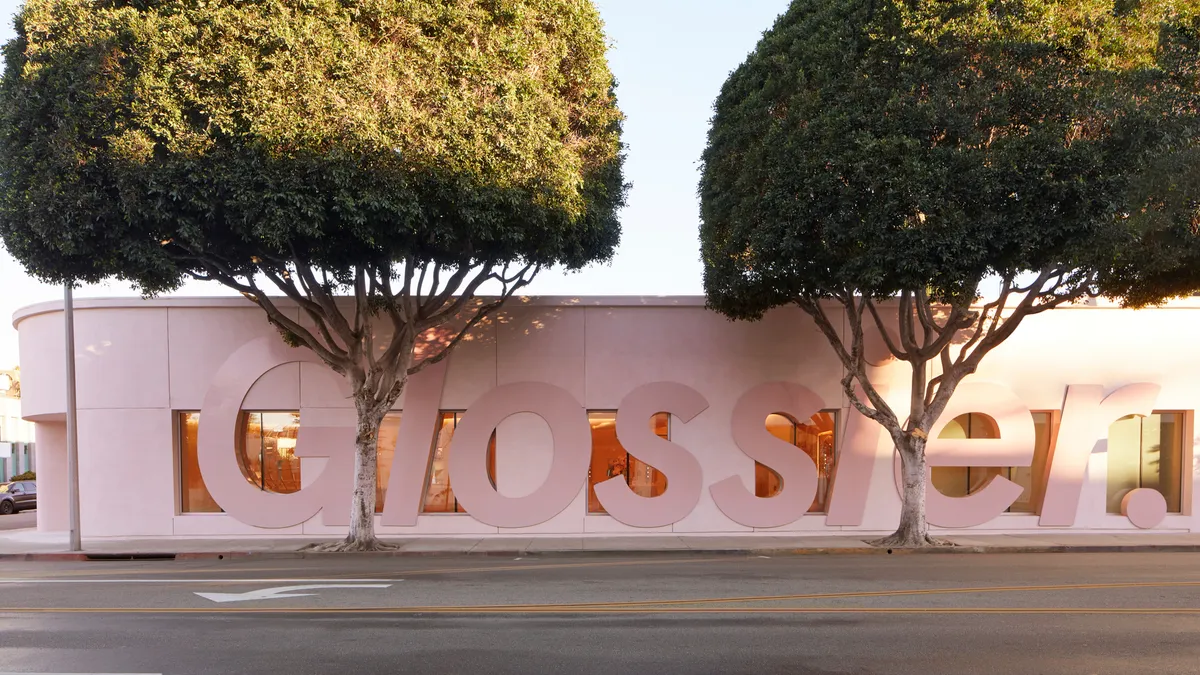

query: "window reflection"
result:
(178, 412), (220, 513)
(376, 412), (401, 512)
(755, 411), (837, 513)
(587, 412), (669, 514)
(930, 411), (1055, 513)
(239, 412), (303, 494)
(422, 412), (496, 514)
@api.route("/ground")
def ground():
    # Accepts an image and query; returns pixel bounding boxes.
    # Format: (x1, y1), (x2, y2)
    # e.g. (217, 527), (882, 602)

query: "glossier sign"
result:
(197, 337), (1175, 531)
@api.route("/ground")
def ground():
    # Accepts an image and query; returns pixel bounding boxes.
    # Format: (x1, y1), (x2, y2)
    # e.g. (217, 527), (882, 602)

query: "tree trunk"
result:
(871, 435), (947, 548)
(344, 402), (385, 549)
(306, 389), (397, 552)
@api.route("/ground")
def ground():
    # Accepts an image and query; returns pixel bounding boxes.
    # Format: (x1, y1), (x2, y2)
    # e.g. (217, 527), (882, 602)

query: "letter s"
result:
(710, 382), (825, 528)
(594, 383), (709, 527)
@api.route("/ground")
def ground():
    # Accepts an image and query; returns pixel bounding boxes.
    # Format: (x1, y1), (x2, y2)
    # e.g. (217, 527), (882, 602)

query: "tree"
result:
(699, 0), (1200, 546)
(0, 0), (627, 550)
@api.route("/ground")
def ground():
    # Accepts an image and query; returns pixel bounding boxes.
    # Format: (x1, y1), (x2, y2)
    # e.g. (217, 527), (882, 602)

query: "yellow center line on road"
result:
(4, 579), (1200, 613)
(198, 579), (1193, 612)
(300, 579), (1200, 610)
(549, 579), (1200, 610)
(3, 606), (1200, 616)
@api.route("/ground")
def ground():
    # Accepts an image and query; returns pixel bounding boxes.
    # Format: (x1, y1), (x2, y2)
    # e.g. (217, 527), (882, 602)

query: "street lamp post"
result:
(64, 283), (81, 552)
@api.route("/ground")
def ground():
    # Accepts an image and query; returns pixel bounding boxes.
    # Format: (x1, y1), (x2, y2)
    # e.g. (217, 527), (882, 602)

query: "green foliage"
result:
(1107, 143), (1200, 306)
(700, 0), (1200, 320)
(0, 0), (627, 291)
(9, 471), (34, 481)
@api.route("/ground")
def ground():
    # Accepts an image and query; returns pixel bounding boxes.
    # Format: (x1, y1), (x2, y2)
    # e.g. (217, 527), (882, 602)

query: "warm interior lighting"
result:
(276, 437), (296, 458)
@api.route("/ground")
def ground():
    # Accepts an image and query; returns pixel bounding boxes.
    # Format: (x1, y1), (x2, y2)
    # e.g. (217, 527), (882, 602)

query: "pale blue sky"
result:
(0, 0), (793, 366)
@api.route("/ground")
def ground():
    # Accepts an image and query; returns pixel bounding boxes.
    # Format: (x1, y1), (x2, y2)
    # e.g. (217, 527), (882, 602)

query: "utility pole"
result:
(64, 283), (81, 552)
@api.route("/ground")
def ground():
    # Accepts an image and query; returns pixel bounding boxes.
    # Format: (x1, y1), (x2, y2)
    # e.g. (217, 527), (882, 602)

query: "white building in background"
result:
(0, 368), (35, 481)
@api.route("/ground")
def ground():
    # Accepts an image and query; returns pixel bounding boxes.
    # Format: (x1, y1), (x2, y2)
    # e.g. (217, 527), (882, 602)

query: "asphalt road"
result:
(2, 552), (1200, 674)
(0, 510), (35, 531)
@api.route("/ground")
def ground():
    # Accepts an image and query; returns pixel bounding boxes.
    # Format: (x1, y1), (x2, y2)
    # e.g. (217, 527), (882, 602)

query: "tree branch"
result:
(419, 263), (502, 330)
(798, 294), (900, 430)
(863, 298), (907, 361)
(419, 263), (475, 320)
(260, 264), (348, 362)
(914, 287), (936, 349)
(189, 257), (351, 372)
(897, 290), (920, 355)
(407, 263), (540, 377)
(290, 252), (356, 351)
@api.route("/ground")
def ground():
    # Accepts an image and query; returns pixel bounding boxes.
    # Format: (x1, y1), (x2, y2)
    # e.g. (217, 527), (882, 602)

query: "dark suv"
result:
(0, 481), (36, 514)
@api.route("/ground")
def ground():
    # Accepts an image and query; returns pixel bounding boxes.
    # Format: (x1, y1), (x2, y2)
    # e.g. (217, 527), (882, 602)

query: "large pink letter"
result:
(1039, 383), (1160, 527)
(380, 360), (450, 526)
(595, 382), (709, 527)
(447, 382), (591, 527)
(198, 337), (353, 528)
(896, 382), (1036, 528)
(710, 382), (824, 528)
(825, 385), (891, 527)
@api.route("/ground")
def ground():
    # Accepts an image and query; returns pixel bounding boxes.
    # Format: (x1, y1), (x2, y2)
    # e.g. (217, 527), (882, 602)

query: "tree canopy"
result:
(0, 0), (628, 550)
(701, 0), (1200, 319)
(0, 0), (627, 294)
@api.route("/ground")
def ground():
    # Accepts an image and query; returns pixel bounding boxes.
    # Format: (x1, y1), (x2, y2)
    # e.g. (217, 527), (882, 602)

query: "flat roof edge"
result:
(15, 294), (1200, 330)
(11, 295), (712, 329)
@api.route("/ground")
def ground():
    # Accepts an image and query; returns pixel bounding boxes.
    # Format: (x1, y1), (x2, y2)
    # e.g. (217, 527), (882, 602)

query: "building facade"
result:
(0, 371), (36, 481)
(12, 296), (1199, 538)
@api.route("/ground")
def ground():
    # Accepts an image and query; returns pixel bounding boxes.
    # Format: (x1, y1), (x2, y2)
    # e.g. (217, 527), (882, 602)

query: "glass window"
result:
(422, 412), (497, 514)
(930, 411), (1056, 513)
(178, 410), (402, 514)
(587, 412), (670, 514)
(179, 412), (220, 513)
(23, 482), (35, 494)
(376, 413), (401, 513)
(240, 412), (303, 494)
(1107, 412), (1185, 514)
(755, 411), (838, 513)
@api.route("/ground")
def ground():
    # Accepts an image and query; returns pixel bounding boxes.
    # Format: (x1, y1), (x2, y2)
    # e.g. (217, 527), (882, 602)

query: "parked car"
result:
(0, 481), (36, 514)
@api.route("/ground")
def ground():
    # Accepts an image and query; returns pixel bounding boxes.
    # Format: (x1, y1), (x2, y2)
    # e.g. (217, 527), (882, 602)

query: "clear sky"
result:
(0, 0), (794, 367)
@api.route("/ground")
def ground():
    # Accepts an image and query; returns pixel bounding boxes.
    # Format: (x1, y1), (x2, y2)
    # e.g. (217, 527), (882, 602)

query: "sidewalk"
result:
(6, 528), (1200, 560)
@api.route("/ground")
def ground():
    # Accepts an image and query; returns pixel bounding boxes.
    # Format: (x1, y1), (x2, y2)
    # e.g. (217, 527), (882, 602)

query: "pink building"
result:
(12, 296), (1199, 539)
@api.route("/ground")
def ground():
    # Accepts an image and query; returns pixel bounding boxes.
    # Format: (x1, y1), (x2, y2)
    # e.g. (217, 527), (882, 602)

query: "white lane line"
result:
(0, 578), (404, 584)
(196, 584), (393, 603)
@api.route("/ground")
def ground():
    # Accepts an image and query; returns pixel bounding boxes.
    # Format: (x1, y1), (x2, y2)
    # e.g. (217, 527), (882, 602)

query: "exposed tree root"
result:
(869, 533), (954, 548)
(301, 538), (400, 553)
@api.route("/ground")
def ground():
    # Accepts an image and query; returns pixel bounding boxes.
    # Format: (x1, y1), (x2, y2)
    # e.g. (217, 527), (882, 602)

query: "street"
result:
(2, 552), (1200, 674)
(0, 510), (35, 531)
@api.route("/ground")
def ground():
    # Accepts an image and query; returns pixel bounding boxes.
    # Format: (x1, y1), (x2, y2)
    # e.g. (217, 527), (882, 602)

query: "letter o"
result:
(448, 382), (591, 528)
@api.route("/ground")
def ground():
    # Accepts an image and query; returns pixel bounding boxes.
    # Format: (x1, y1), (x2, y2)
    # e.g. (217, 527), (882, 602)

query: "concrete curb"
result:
(7, 544), (1200, 561)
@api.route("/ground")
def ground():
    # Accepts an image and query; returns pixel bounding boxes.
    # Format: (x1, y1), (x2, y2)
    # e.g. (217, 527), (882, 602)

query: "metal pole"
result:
(64, 283), (81, 552)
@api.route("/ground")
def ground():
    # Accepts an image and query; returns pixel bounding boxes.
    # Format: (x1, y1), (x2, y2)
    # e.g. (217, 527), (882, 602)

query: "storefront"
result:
(12, 296), (1199, 538)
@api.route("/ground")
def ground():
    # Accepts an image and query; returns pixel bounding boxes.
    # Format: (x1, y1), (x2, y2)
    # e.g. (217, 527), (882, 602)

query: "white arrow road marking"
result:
(195, 584), (393, 604)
